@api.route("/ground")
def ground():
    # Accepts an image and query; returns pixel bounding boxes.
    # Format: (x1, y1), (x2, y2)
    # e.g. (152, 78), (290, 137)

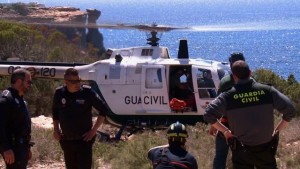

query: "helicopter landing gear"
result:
(114, 124), (144, 140)
(96, 124), (144, 142)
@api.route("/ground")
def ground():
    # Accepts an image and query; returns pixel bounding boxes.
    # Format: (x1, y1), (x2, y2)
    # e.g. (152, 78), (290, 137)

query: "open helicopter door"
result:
(192, 65), (218, 115)
(141, 65), (170, 113)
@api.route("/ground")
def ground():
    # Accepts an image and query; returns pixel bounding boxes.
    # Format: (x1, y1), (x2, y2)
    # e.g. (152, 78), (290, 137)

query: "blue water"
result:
(4, 0), (300, 81)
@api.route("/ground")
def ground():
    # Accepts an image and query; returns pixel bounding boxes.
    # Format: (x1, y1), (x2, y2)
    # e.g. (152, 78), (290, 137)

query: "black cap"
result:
(229, 52), (245, 64)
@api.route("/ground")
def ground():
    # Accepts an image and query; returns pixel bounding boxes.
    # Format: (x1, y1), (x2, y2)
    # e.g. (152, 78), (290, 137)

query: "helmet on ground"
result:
(167, 122), (188, 142)
(229, 52), (245, 64)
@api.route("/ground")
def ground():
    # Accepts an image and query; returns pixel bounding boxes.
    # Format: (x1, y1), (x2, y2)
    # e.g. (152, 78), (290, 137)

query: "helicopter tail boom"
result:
(0, 61), (86, 79)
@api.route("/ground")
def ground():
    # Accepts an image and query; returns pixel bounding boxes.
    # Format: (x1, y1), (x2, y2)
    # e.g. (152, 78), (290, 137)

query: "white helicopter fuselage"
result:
(0, 45), (230, 127)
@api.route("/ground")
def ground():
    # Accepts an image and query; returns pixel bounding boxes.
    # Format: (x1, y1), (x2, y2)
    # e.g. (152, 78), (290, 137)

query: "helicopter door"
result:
(141, 65), (170, 113)
(192, 66), (218, 115)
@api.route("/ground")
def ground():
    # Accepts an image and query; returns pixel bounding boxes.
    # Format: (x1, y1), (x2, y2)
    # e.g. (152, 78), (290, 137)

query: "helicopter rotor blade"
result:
(1, 15), (189, 32)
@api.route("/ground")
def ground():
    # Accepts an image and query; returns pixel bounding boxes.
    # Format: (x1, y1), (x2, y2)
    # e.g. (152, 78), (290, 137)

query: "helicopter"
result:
(0, 22), (231, 139)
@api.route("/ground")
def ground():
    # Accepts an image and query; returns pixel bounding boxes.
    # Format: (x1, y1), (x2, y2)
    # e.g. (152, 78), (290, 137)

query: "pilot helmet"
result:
(167, 121), (188, 142)
(229, 52), (245, 64)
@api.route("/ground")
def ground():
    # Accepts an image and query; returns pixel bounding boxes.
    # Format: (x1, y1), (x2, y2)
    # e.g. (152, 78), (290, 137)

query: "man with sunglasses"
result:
(0, 68), (33, 169)
(52, 68), (107, 169)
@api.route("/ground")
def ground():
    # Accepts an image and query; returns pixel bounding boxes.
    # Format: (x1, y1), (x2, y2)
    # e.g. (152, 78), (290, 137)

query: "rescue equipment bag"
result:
(170, 98), (186, 112)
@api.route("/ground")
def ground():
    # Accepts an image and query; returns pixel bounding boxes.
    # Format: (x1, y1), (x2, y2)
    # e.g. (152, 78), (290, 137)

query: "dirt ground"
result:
(1, 160), (111, 169)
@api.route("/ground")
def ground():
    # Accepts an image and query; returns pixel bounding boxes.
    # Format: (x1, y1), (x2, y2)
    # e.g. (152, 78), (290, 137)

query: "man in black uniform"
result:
(148, 121), (198, 169)
(204, 61), (296, 169)
(209, 52), (245, 169)
(0, 68), (33, 169)
(52, 68), (107, 169)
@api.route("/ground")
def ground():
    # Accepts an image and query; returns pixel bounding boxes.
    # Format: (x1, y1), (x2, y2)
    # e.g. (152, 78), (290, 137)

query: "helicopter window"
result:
(141, 49), (153, 56)
(109, 65), (121, 79)
(105, 49), (113, 59)
(145, 68), (163, 89)
(157, 69), (162, 82)
(161, 47), (170, 59)
(196, 69), (217, 98)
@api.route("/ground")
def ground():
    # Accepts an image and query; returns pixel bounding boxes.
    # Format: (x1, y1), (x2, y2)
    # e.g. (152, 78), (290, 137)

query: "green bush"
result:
(30, 127), (63, 162)
(0, 20), (99, 116)
(253, 69), (300, 116)
(11, 2), (29, 16)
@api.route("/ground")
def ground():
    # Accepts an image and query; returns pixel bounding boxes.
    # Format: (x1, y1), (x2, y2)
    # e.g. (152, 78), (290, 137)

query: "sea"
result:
(4, 0), (300, 81)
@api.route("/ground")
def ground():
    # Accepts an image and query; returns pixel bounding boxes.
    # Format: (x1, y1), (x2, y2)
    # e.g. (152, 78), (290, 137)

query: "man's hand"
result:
(209, 126), (218, 136)
(223, 129), (234, 143)
(53, 120), (62, 141)
(82, 129), (97, 142)
(82, 115), (105, 142)
(28, 149), (32, 161)
(53, 130), (62, 141)
(3, 149), (14, 164)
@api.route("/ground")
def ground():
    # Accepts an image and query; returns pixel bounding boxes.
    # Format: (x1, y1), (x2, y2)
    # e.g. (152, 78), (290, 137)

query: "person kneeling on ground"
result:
(148, 121), (198, 169)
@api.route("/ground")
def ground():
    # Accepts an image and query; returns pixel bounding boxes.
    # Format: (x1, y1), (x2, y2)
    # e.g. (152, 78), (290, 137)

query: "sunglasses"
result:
(23, 80), (33, 84)
(65, 79), (81, 84)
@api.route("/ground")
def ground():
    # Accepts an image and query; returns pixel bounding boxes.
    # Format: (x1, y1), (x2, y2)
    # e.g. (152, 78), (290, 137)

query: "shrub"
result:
(11, 2), (29, 16)
(253, 69), (300, 116)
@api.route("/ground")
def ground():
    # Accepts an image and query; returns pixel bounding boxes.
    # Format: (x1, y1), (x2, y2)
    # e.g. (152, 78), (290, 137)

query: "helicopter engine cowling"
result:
(177, 39), (189, 59)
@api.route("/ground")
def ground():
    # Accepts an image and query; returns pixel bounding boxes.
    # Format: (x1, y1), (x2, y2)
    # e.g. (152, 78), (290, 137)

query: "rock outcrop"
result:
(0, 2), (105, 56)
(86, 9), (106, 56)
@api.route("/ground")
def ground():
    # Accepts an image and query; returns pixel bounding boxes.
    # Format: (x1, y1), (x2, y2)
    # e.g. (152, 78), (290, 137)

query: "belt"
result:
(12, 137), (30, 145)
(62, 135), (83, 141)
(236, 140), (272, 152)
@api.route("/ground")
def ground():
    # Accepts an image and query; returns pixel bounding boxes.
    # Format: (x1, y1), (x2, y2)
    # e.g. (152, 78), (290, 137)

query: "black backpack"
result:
(153, 147), (191, 169)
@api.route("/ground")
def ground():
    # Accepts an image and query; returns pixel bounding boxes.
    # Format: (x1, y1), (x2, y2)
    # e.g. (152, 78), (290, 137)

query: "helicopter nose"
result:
(177, 39), (189, 59)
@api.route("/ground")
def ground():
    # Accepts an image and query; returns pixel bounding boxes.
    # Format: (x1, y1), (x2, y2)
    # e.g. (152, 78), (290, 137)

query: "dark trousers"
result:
(232, 142), (277, 169)
(213, 132), (229, 169)
(60, 139), (94, 169)
(1, 144), (30, 169)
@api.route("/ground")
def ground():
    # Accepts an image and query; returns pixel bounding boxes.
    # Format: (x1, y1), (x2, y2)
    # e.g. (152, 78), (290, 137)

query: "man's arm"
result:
(0, 97), (15, 164)
(0, 98), (10, 151)
(204, 93), (233, 140)
(52, 120), (61, 141)
(271, 87), (296, 122)
(52, 90), (62, 141)
(203, 93), (227, 124)
(211, 121), (233, 141)
(92, 115), (105, 131)
(271, 87), (296, 135)
(82, 115), (105, 141)
(273, 119), (288, 136)
(81, 88), (108, 141)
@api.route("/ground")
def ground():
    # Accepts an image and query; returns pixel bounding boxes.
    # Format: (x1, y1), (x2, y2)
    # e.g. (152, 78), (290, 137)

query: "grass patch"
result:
(1, 117), (298, 169)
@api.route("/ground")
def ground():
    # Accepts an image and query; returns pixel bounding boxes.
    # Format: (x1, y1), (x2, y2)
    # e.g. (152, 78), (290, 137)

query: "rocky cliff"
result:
(0, 2), (105, 56)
